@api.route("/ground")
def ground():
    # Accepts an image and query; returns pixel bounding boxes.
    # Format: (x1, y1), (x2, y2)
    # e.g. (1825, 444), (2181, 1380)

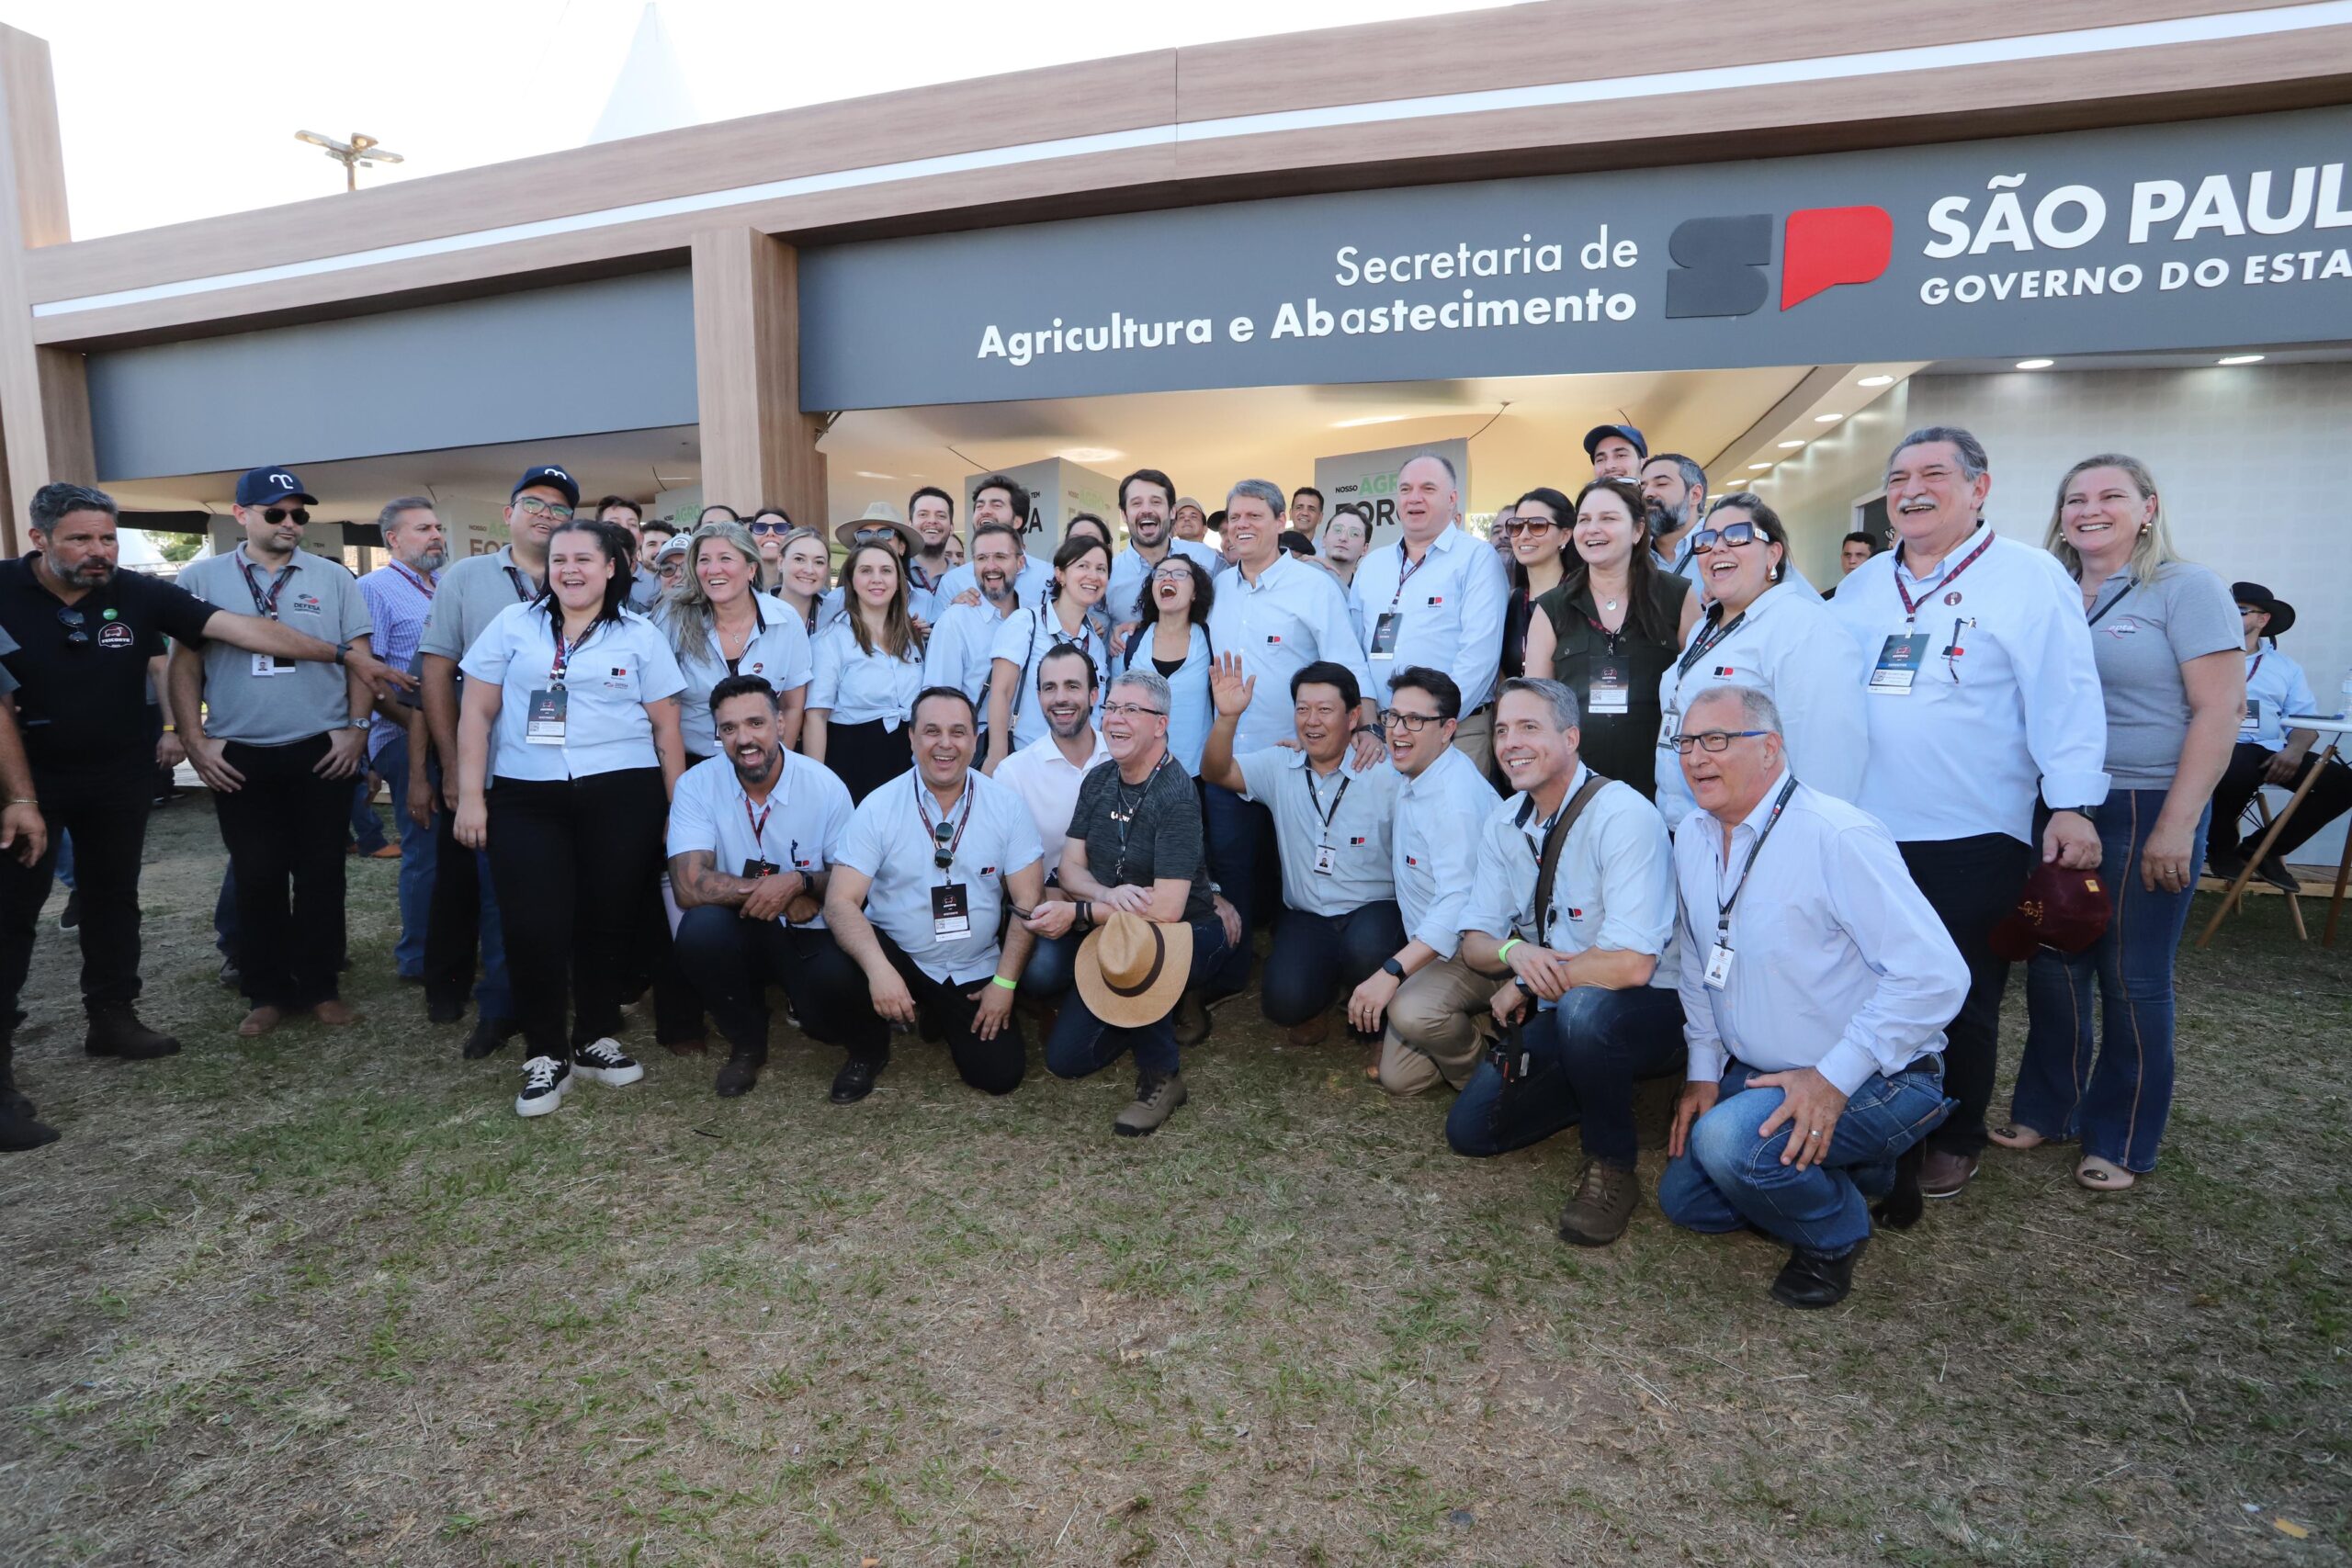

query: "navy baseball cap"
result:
(512, 464), (580, 507)
(235, 466), (317, 507)
(1582, 423), (1647, 462)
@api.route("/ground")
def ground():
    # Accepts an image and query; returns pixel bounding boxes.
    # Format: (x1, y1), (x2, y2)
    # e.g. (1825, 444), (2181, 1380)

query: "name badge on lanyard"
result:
(1313, 843), (1337, 875)
(932, 883), (972, 938)
(1589, 662), (1630, 716)
(1703, 942), (1736, 990)
(252, 654), (296, 676)
(2242, 697), (2261, 733)
(526, 687), (568, 743)
(1368, 613), (1401, 660)
(1871, 632), (1928, 694)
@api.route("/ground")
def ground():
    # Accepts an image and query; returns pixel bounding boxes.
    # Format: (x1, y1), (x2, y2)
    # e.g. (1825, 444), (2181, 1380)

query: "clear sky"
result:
(2, 0), (1503, 241)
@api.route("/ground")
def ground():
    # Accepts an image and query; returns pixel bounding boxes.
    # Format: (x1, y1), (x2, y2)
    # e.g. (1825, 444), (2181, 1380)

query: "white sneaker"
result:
(515, 1055), (571, 1117)
(571, 1037), (645, 1088)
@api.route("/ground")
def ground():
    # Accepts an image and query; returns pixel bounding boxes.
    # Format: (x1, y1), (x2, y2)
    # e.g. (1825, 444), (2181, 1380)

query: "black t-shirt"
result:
(0, 555), (216, 773)
(1069, 752), (1213, 921)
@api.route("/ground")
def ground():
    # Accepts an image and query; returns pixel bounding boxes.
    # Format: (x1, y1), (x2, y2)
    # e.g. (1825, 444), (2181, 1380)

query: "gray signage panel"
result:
(798, 107), (2352, 411)
(90, 272), (697, 481)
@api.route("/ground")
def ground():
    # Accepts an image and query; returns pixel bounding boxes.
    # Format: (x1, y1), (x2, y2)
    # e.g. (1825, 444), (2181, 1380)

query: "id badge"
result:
(250, 653), (296, 677)
(1589, 664), (1629, 716)
(1657, 708), (1679, 750)
(1703, 942), (1736, 989)
(1313, 842), (1336, 876)
(525, 686), (568, 744)
(1368, 611), (1400, 660)
(742, 858), (781, 880)
(1870, 632), (1928, 694)
(931, 882), (972, 939)
(2242, 698), (2260, 734)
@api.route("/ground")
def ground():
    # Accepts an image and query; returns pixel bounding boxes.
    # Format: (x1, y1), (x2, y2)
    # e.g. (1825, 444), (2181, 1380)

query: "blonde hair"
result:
(662, 521), (763, 666)
(2042, 453), (2184, 587)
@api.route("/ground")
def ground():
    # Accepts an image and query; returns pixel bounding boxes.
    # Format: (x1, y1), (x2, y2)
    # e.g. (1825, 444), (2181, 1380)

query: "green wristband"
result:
(1496, 938), (1522, 964)
(990, 976), (1018, 992)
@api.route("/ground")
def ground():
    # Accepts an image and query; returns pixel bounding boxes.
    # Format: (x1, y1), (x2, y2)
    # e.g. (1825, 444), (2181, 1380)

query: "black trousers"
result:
(483, 769), (668, 1061)
(869, 930), (1026, 1094)
(671, 906), (884, 1061)
(213, 736), (349, 1011)
(424, 756), (493, 1017)
(0, 762), (153, 1026)
(2210, 743), (2352, 862)
(1261, 900), (1408, 1039)
(1900, 832), (2034, 1159)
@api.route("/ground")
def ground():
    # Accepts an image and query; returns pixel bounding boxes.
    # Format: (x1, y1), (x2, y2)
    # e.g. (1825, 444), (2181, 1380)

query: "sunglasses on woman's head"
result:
(1690, 521), (1761, 553)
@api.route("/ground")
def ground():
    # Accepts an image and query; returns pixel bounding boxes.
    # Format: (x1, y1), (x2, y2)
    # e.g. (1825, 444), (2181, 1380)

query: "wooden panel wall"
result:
(691, 228), (825, 531)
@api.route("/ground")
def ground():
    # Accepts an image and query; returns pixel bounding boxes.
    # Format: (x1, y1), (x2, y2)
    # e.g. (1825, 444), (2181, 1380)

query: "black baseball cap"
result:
(1277, 530), (1316, 556)
(235, 467), (316, 507)
(2233, 581), (2295, 637)
(512, 464), (580, 508)
(1582, 423), (1647, 461)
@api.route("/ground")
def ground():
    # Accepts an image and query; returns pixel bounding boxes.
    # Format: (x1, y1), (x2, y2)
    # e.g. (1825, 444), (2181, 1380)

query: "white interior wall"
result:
(1746, 379), (1909, 582)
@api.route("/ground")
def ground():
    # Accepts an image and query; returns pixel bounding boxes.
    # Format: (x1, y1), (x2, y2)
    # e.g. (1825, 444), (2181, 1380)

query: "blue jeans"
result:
(1202, 784), (1273, 997)
(1446, 984), (1687, 1168)
(53, 830), (73, 891)
(1262, 901), (1406, 1039)
(1659, 1059), (1952, 1256)
(1044, 914), (1227, 1079)
(2014, 791), (2208, 1173)
(377, 731), (435, 976)
(1023, 925), (1081, 998)
(349, 773), (388, 853)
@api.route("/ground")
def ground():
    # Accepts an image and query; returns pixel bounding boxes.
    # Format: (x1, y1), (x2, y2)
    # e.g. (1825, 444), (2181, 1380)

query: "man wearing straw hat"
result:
(1023, 669), (1231, 1136)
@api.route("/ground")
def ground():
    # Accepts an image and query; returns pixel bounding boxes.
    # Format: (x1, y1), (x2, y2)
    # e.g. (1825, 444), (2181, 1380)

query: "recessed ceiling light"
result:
(1058, 447), (1122, 464)
(1778, 440), (1805, 449)
(2015, 358), (2054, 370)
(1815, 412), (1843, 423)
(854, 470), (895, 479)
(1747, 462), (1773, 471)
(2218, 354), (2265, 366)
(1331, 414), (1411, 429)
(1857, 375), (1895, 388)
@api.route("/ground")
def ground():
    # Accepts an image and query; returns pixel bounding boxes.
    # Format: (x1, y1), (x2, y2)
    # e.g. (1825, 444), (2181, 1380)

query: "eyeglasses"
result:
(1101, 701), (1166, 718)
(1669, 729), (1770, 753)
(514, 497), (575, 523)
(1150, 566), (1193, 582)
(262, 506), (311, 526)
(1379, 708), (1445, 734)
(55, 606), (88, 649)
(1500, 517), (1556, 536)
(1690, 521), (1761, 554)
(748, 520), (793, 536)
(932, 818), (956, 871)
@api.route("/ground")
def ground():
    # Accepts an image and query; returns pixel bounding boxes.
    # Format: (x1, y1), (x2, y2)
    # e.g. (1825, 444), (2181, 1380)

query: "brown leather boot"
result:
(1556, 1159), (1640, 1247)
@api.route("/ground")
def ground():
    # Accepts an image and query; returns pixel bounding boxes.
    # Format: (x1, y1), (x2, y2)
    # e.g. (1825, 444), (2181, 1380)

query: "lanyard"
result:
(914, 775), (978, 880)
(2085, 581), (2132, 628)
(502, 563), (536, 603)
(2247, 651), (2265, 682)
(1385, 541), (1430, 612)
(1304, 765), (1351, 838)
(237, 553), (297, 620)
(742, 789), (774, 852)
(1715, 777), (1800, 938)
(1676, 606), (1748, 679)
(390, 561), (435, 600)
(548, 618), (590, 685)
(1893, 529), (1995, 623)
(1108, 754), (1168, 880)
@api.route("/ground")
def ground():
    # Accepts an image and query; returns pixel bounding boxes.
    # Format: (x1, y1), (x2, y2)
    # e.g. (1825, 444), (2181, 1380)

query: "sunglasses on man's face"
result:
(263, 506), (310, 526)
(854, 528), (898, 547)
(1690, 521), (1761, 554)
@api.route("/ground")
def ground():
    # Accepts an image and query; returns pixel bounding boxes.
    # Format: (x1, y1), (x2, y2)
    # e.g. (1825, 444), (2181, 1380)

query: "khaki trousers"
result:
(1378, 952), (1498, 1097)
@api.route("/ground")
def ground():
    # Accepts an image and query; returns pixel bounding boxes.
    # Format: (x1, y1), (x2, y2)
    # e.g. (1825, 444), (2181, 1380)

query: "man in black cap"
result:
(0, 481), (411, 1150)
(172, 466), (379, 1038)
(2209, 581), (2352, 890)
(414, 464), (577, 1057)
(1583, 423), (1647, 483)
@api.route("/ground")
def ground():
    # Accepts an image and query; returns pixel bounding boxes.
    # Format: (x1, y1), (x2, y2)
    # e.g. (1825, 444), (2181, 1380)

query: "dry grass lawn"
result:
(1, 794), (2346, 1566)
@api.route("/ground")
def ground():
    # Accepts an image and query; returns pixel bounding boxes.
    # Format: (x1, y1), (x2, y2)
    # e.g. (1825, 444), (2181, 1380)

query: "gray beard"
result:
(409, 550), (449, 575)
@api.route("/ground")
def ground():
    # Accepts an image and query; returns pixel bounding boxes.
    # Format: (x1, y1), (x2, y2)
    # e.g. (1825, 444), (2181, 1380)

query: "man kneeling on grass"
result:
(1659, 686), (1963, 1308)
(1437, 677), (1682, 1247)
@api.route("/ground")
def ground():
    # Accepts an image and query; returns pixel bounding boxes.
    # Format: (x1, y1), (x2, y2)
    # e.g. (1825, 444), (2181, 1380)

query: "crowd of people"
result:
(0, 418), (2331, 1312)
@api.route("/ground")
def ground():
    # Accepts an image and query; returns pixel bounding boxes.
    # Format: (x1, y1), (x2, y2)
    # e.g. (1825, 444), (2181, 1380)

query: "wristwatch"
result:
(333, 638), (353, 665)
(1380, 957), (1406, 980)
(347, 717), (371, 730)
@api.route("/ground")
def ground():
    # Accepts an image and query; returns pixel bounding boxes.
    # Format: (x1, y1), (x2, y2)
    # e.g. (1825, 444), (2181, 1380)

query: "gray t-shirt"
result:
(417, 546), (541, 665)
(2083, 560), (2241, 790)
(1069, 753), (1213, 921)
(177, 547), (371, 745)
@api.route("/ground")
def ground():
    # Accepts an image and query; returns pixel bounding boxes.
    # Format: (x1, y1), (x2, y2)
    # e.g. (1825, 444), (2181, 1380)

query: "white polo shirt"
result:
(1391, 745), (1500, 959)
(1106, 538), (1220, 628)
(1236, 749), (1398, 918)
(662, 593), (814, 761)
(1676, 772), (1967, 1092)
(993, 728), (1112, 860)
(808, 619), (924, 728)
(835, 769), (1046, 984)
(1347, 525), (1510, 713)
(667, 749), (854, 929)
(1654, 581), (1871, 831)
(1828, 524), (2109, 844)
(1462, 763), (1679, 995)
(1205, 553), (1374, 754)
(459, 603), (685, 782)
(988, 604), (1111, 750)
(922, 594), (1023, 708)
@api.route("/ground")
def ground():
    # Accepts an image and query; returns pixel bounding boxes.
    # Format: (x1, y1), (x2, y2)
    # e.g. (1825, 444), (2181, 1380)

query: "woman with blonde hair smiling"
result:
(659, 521), (812, 762)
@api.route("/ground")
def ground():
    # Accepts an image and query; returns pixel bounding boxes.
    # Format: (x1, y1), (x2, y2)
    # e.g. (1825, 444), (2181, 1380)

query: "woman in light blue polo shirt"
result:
(806, 541), (926, 802)
(983, 533), (1113, 773)
(659, 520), (814, 762)
(1120, 555), (1216, 773)
(457, 518), (687, 1118)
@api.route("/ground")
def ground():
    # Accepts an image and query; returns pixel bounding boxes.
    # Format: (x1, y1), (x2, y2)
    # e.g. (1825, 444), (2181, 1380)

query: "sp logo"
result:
(1943, 592), (1963, 606)
(1665, 207), (1893, 318)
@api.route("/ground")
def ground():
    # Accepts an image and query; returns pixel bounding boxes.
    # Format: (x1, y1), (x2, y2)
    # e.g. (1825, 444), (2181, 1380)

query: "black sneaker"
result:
(2205, 847), (2249, 885)
(514, 1055), (570, 1118)
(57, 890), (79, 932)
(715, 1052), (762, 1098)
(461, 1016), (515, 1060)
(571, 1037), (644, 1088)
(2255, 853), (2301, 894)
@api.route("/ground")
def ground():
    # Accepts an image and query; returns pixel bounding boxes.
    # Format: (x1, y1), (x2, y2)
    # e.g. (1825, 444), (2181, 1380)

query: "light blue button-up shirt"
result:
(666, 749), (854, 928)
(989, 604), (1111, 750)
(922, 594), (1023, 708)
(834, 769), (1046, 983)
(2242, 644), (2318, 748)
(808, 619), (924, 728)
(1106, 538), (1220, 629)
(661, 592), (814, 761)
(1205, 553), (1373, 754)
(1462, 762), (1679, 996)
(936, 552), (1052, 611)
(1118, 621), (1216, 773)
(1236, 749), (1399, 918)
(1391, 745), (1501, 958)
(459, 603), (685, 782)
(1348, 525), (1510, 713)
(1676, 771), (1967, 1093)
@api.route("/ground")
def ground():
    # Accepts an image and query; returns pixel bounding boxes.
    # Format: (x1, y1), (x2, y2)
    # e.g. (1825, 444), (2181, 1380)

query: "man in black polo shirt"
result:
(0, 483), (408, 1150)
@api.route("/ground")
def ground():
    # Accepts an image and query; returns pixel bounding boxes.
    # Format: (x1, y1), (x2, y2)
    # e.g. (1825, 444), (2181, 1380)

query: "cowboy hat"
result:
(1075, 911), (1194, 1030)
(834, 501), (921, 554)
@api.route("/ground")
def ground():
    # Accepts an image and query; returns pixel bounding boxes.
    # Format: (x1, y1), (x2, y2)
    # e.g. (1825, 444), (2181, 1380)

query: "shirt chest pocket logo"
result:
(602, 662), (637, 694)
(97, 623), (135, 649)
(289, 592), (324, 616)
